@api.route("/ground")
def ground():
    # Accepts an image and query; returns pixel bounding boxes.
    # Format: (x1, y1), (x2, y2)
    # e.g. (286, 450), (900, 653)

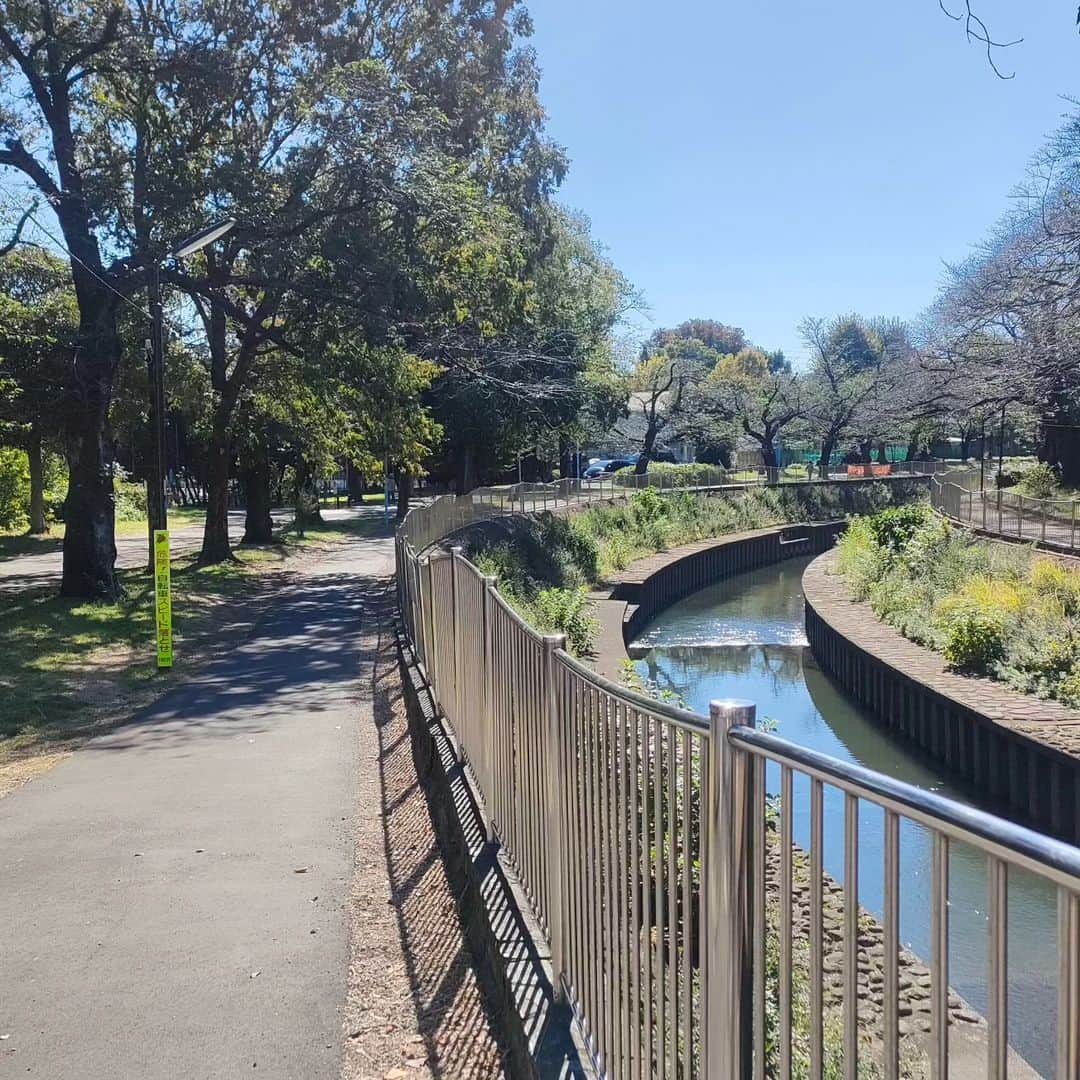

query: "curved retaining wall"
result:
(588, 522), (844, 678)
(804, 551), (1080, 845)
(621, 521), (842, 641)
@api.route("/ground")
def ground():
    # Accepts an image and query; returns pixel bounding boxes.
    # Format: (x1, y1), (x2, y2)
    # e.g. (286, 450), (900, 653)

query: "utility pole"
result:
(146, 261), (168, 558)
(980, 418), (986, 491)
(998, 403), (1007, 483)
(144, 218), (236, 670)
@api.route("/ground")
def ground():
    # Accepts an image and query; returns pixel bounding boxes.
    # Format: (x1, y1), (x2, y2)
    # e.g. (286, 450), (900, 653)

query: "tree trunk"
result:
(858, 439), (873, 463)
(1039, 393), (1080, 487)
(818, 437), (836, 480)
(27, 425), (48, 535)
(456, 443), (476, 494)
(60, 297), (121, 600)
(199, 422), (233, 563)
(876, 441), (888, 465)
(395, 471), (413, 521)
(959, 428), (972, 462)
(905, 436), (919, 462)
(637, 422), (657, 474)
(759, 437), (779, 470)
(241, 455), (274, 544)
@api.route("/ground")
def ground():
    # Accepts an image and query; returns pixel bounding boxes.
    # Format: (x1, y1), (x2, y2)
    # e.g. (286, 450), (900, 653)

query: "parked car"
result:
(582, 459), (613, 479)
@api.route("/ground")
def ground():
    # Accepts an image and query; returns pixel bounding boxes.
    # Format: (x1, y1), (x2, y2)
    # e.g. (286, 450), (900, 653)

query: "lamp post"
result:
(145, 218), (236, 558)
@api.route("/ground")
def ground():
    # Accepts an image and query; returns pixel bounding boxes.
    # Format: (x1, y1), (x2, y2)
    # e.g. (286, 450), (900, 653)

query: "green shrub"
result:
(114, 478), (148, 521)
(867, 503), (934, 555)
(1016, 461), (1060, 499)
(939, 604), (1007, 671)
(528, 586), (598, 654)
(628, 487), (668, 525)
(0, 446), (30, 531)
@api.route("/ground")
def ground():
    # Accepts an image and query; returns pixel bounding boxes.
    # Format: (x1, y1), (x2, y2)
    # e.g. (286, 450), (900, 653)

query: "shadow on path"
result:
(364, 582), (507, 1078)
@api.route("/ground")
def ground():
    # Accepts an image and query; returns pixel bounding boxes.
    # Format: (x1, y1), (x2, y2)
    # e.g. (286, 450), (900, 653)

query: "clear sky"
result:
(526, 1), (1079, 367)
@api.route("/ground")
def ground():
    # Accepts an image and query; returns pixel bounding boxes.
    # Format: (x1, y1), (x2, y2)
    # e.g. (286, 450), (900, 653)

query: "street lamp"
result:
(145, 218), (236, 552)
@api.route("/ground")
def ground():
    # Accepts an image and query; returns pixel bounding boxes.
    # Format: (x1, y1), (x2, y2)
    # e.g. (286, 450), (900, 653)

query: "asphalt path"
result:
(0, 529), (396, 1078)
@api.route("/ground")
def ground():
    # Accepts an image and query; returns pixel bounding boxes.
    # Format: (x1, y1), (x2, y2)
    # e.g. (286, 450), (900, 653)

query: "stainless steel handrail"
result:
(730, 726), (1080, 889)
(556, 647), (709, 736)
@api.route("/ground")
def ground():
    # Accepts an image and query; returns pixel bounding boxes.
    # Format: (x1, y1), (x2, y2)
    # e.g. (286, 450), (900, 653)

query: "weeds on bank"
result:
(837, 504), (1080, 707)
(469, 481), (926, 655)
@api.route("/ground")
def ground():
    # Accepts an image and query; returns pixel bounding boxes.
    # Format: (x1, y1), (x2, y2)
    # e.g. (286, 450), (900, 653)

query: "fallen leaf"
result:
(293, 867), (308, 874)
(383, 1070), (407, 1080)
(249, 971), (260, 979)
(0, 1034), (9, 1040)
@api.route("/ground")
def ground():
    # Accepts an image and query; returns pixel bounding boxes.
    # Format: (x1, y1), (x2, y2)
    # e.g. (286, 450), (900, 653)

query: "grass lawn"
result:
(0, 507), (208, 560)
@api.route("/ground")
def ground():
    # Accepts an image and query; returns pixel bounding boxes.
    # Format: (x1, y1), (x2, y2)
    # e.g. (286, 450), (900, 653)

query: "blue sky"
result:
(526, 1), (1079, 367)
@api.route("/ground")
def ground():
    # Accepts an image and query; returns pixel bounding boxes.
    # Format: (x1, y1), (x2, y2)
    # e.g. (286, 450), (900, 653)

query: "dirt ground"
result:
(341, 582), (507, 1080)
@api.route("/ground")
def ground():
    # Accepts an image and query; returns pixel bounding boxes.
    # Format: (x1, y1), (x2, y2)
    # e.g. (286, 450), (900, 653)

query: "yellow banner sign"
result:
(153, 529), (173, 669)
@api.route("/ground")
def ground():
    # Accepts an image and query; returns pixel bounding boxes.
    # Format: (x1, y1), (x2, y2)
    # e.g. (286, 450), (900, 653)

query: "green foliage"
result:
(113, 478), (148, 523)
(1016, 460), (1061, 499)
(939, 604), (1007, 671)
(866, 503), (935, 554)
(837, 505), (1080, 704)
(530, 587), (598, 655)
(471, 481), (927, 652)
(0, 446), (30, 530)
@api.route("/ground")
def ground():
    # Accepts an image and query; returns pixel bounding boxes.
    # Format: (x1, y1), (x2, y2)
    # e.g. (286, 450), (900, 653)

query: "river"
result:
(630, 554), (1058, 1077)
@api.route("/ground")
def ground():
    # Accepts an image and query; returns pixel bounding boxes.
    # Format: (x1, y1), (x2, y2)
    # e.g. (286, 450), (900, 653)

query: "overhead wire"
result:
(0, 186), (205, 343)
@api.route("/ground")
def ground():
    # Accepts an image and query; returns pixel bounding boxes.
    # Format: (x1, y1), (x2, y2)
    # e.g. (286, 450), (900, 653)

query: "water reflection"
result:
(633, 556), (1058, 1077)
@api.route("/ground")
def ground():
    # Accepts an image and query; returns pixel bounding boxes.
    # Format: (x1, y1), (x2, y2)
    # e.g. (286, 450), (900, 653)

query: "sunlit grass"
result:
(0, 507), (208, 559)
(0, 545), (285, 754)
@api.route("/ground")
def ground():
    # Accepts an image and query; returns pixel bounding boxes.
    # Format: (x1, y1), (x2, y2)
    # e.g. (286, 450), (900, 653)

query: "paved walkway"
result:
(0, 532), (502, 1079)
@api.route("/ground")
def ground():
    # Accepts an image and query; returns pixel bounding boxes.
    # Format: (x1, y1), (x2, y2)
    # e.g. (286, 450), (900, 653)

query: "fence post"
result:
(1073, 502), (1077, 553)
(1018, 495), (1025, 541)
(482, 574), (498, 844)
(449, 546), (464, 755)
(543, 633), (568, 1002)
(421, 555), (435, 679)
(704, 699), (757, 1080)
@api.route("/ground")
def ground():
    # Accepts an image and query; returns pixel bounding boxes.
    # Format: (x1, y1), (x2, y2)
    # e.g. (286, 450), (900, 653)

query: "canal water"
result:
(631, 554), (1058, 1077)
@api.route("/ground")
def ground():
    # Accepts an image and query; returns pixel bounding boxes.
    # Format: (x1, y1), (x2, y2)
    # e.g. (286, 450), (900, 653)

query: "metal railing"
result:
(931, 474), (1080, 553)
(395, 482), (1080, 1078)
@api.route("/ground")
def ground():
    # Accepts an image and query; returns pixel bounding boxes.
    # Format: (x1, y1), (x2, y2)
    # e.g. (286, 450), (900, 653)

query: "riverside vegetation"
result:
(837, 503), (1080, 706)
(469, 480), (926, 655)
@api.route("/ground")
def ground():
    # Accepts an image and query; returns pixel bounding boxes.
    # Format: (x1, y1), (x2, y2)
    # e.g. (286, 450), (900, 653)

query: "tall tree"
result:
(0, 248), (77, 533)
(703, 348), (802, 469)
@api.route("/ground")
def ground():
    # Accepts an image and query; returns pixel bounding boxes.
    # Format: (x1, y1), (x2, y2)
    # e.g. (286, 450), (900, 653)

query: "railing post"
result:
(1072, 501), (1077, 553)
(449, 546), (464, 753)
(421, 555), (435, 678)
(543, 633), (568, 1001)
(482, 574), (498, 843)
(1018, 495), (1025, 541)
(704, 699), (757, 1080)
